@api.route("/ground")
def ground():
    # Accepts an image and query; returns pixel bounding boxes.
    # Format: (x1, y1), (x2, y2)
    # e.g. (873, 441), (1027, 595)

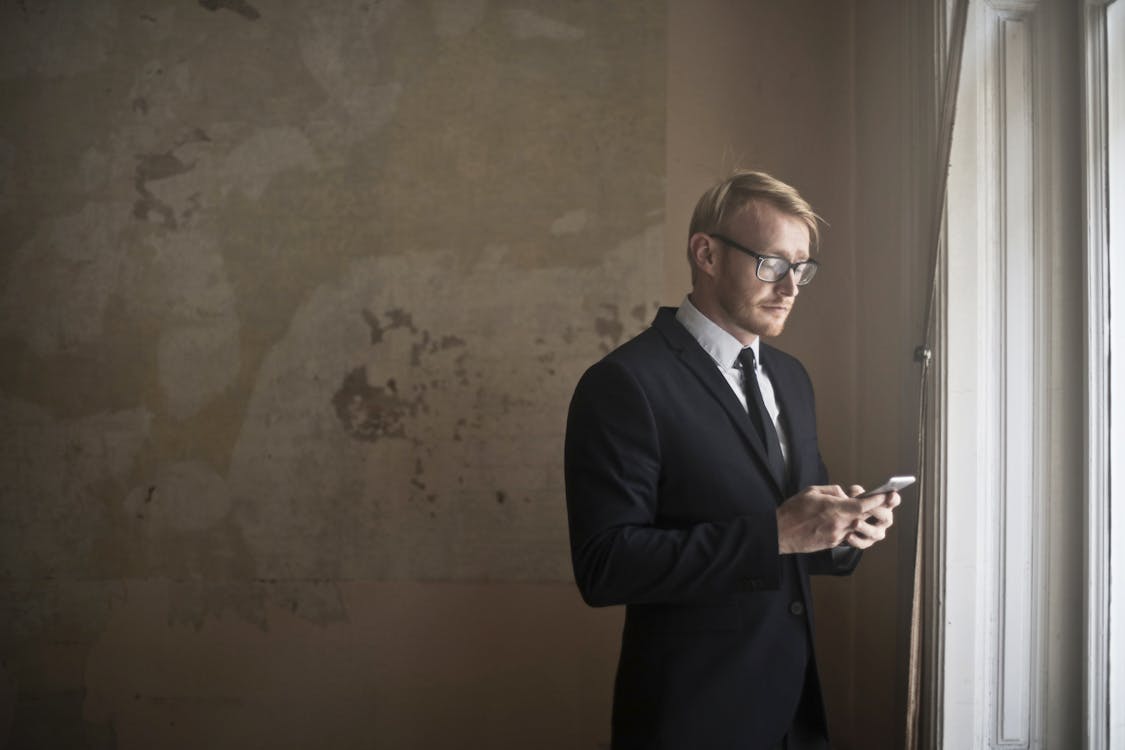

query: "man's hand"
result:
(776, 484), (902, 554)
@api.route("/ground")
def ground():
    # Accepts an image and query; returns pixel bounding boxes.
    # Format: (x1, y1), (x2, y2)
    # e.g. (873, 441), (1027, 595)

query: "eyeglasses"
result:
(708, 234), (820, 286)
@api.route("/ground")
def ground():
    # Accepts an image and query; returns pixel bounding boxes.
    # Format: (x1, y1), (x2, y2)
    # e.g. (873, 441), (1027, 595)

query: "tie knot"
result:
(738, 347), (757, 372)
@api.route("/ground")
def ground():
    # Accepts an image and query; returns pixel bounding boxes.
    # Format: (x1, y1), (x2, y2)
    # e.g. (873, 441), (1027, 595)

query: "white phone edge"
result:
(857, 475), (916, 497)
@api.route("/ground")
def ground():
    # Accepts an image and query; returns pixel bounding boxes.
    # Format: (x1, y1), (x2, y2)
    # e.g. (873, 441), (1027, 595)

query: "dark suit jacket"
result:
(564, 307), (860, 750)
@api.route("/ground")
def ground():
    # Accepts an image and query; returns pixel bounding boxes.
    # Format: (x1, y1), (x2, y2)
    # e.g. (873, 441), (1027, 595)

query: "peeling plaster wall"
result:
(0, 2), (662, 747)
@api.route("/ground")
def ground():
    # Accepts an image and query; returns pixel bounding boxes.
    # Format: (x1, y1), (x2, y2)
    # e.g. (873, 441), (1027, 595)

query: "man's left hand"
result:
(842, 484), (901, 548)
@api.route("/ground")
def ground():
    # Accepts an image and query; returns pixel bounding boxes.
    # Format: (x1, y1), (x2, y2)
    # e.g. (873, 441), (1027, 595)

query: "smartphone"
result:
(857, 475), (916, 498)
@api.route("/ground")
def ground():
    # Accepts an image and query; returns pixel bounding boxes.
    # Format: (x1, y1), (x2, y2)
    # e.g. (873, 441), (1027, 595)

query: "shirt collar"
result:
(675, 295), (759, 370)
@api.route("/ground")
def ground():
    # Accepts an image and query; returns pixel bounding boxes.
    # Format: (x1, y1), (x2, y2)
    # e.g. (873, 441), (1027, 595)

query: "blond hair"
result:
(688, 170), (822, 252)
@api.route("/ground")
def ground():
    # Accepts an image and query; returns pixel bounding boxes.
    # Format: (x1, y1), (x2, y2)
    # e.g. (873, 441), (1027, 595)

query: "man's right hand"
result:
(776, 484), (901, 554)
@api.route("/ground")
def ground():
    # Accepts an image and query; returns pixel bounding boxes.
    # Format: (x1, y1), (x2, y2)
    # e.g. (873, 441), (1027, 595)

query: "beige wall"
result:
(0, 2), (662, 747)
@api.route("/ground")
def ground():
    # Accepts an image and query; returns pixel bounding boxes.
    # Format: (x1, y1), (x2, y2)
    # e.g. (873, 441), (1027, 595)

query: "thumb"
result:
(857, 492), (889, 514)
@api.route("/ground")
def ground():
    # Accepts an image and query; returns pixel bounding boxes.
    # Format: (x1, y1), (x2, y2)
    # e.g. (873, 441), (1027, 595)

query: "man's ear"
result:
(687, 232), (717, 278)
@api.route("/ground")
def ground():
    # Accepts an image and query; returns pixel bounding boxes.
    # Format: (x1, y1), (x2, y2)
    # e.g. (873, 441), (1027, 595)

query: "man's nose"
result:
(777, 268), (799, 296)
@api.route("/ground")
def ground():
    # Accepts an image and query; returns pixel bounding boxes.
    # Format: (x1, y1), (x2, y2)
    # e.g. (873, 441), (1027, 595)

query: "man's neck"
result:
(685, 292), (759, 348)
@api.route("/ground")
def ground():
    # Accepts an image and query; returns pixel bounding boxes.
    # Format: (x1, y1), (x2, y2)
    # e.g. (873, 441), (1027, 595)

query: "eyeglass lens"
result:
(758, 257), (817, 286)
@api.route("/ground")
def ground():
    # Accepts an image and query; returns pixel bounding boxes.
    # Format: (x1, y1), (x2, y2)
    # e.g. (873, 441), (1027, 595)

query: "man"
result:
(564, 170), (901, 749)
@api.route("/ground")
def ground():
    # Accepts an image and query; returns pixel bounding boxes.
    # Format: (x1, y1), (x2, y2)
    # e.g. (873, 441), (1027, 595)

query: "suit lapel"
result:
(763, 344), (809, 492)
(651, 309), (786, 498)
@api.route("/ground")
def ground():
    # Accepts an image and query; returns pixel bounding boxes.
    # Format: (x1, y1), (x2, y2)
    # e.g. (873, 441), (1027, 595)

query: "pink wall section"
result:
(80, 583), (619, 749)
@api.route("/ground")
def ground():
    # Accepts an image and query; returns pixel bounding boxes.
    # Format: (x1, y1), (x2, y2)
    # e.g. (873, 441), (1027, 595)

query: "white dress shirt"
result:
(676, 298), (856, 561)
(675, 296), (791, 471)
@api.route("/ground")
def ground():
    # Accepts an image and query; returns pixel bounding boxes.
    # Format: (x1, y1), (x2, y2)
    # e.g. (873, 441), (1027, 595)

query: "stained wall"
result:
(1, 1), (926, 748)
(0, 2), (663, 747)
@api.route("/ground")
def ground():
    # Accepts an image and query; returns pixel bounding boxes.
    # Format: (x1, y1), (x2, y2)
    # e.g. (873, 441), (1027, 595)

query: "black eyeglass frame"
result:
(707, 233), (820, 286)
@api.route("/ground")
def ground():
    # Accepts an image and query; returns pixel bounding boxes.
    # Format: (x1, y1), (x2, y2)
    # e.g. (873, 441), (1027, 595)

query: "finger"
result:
(865, 506), (895, 527)
(806, 486), (845, 504)
(845, 530), (874, 549)
(856, 492), (890, 513)
(858, 519), (887, 541)
(848, 484), (865, 497)
(870, 491), (900, 508)
(850, 514), (890, 542)
(838, 494), (882, 517)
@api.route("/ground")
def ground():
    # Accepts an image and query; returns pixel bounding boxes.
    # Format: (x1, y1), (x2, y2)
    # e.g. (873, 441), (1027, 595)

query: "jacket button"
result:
(789, 601), (805, 616)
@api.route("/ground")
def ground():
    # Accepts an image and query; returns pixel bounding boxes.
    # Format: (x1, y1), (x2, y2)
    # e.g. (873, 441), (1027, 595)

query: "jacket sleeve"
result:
(564, 359), (782, 607)
(805, 545), (862, 575)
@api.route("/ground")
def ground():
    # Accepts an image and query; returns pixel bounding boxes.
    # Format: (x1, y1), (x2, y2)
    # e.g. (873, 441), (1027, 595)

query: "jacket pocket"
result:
(624, 602), (741, 634)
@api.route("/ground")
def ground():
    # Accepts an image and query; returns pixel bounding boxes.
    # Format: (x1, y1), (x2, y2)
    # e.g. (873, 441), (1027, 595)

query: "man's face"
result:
(708, 200), (810, 342)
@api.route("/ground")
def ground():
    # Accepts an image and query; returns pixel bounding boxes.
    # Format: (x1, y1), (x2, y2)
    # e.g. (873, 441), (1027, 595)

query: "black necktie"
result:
(738, 348), (787, 489)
